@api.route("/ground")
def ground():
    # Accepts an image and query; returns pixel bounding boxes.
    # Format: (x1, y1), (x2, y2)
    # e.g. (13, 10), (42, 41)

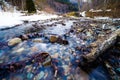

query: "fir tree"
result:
(26, 0), (36, 13)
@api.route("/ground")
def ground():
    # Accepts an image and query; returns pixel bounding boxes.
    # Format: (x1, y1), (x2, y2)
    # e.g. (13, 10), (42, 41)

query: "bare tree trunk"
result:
(77, 0), (80, 12)
(21, 0), (26, 10)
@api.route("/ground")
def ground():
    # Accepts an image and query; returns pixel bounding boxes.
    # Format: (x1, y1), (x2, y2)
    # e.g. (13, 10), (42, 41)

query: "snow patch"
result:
(0, 11), (58, 29)
(0, 12), (23, 28)
(89, 9), (103, 12)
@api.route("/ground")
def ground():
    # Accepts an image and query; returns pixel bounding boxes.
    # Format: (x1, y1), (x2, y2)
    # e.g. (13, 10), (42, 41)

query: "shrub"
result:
(66, 12), (80, 17)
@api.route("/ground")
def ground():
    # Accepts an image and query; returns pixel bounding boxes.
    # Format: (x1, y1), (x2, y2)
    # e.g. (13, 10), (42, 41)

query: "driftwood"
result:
(83, 29), (120, 62)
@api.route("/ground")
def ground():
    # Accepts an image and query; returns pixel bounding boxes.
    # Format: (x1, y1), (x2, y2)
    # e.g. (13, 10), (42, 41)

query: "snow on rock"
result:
(0, 11), (58, 29)
(89, 9), (103, 12)
(94, 17), (110, 20)
(106, 9), (111, 12)
(80, 11), (86, 17)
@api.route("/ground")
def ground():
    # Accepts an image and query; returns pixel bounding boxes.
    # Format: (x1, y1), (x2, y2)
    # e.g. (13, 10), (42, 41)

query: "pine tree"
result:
(26, 0), (36, 13)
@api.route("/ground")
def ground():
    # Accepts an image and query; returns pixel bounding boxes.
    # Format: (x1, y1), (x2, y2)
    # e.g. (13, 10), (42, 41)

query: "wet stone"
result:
(8, 38), (22, 46)
(27, 72), (34, 79)
(49, 35), (58, 43)
(32, 39), (43, 43)
(35, 71), (45, 80)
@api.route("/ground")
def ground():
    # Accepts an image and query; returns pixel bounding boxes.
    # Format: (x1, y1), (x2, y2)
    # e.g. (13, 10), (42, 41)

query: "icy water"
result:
(0, 18), (119, 80)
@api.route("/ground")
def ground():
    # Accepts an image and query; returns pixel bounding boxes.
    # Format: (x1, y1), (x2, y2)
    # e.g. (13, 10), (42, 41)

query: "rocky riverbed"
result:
(0, 17), (120, 80)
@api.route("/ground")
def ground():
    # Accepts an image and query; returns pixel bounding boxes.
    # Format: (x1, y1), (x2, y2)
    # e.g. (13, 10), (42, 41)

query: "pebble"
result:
(27, 72), (34, 79)
(15, 47), (25, 53)
(90, 24), (97, 27)
(32, 39), (43, 43)
(35, 71), (45, 80)
(90, 42), (97, 47)
(31, 46), (38, 52)
(51, 53), (59, 58)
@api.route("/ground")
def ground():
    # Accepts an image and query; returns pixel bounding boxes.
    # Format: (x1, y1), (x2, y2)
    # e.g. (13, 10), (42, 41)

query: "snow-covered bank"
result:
(0, 11), (58, 29)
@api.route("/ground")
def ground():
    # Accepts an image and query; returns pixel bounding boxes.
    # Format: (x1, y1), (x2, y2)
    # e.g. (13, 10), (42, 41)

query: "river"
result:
(0, 17), (119, 80)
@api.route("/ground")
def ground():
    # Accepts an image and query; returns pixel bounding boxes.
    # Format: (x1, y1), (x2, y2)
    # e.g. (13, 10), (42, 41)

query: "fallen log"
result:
(83, 29), (120, 62)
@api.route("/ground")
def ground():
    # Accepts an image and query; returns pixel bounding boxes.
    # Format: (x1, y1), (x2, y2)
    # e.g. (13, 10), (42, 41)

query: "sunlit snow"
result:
(0, 11), (58, 28)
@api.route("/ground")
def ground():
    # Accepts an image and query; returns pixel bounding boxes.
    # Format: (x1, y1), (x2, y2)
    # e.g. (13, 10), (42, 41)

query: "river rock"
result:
(8, 38), (22, 46)
(90, 24), (97, 27)
(77, 28), (82, 33)
(15, 47), (24, 53)
(61, 22), (66, 26)
(90, 42), (97, 47)
(27, 72), (34, 79)
(19, 35), (29, 40)
(35, 71), (45, 80)
(51, 53), (59, 58)
(49, 35), (58, 43)
(62, 40), (69, 45)
(32, 39), (43, 43)
(42, 54), (52, 67)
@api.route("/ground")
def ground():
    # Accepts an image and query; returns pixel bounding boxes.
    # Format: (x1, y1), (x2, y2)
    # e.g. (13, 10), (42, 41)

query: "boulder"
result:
(8, 38), (22, 46)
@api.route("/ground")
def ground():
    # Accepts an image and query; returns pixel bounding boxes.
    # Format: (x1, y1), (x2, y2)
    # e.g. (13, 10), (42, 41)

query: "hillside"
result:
(0, 0), (78, 13)
(83, 0), (120, 18)
(35, 0), (78, 13)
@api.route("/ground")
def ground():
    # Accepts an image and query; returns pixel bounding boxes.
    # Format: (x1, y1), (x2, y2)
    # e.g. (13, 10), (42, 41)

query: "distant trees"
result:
(91, 0), (120, 9)
(54, 0), (70, 4)
(5, 0), (36, 13)
(4, 0), (26, 10)
(26, 0), (36, 13)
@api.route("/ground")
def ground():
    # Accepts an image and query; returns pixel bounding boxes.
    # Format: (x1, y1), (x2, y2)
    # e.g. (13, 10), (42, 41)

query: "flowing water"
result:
(0, 18), (119, 80)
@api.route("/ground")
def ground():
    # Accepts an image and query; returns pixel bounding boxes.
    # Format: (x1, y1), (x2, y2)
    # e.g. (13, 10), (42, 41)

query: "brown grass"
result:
(86, 9), (120, 18)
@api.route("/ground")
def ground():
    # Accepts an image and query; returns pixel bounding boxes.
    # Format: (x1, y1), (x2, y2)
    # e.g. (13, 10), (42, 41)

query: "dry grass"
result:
(86, 9), (120, 18)
(65, 12), (79, 17)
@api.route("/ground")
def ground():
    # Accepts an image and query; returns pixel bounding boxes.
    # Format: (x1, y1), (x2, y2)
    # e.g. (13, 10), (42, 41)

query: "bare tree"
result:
(77, 0), (80, 12)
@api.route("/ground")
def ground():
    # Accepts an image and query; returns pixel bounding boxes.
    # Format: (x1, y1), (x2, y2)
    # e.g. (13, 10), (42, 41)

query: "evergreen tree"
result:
(26, 0), (36, 13)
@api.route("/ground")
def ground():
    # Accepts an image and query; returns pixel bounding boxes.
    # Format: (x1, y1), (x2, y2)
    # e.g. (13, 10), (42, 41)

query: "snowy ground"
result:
(0, 11), (58, 28)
